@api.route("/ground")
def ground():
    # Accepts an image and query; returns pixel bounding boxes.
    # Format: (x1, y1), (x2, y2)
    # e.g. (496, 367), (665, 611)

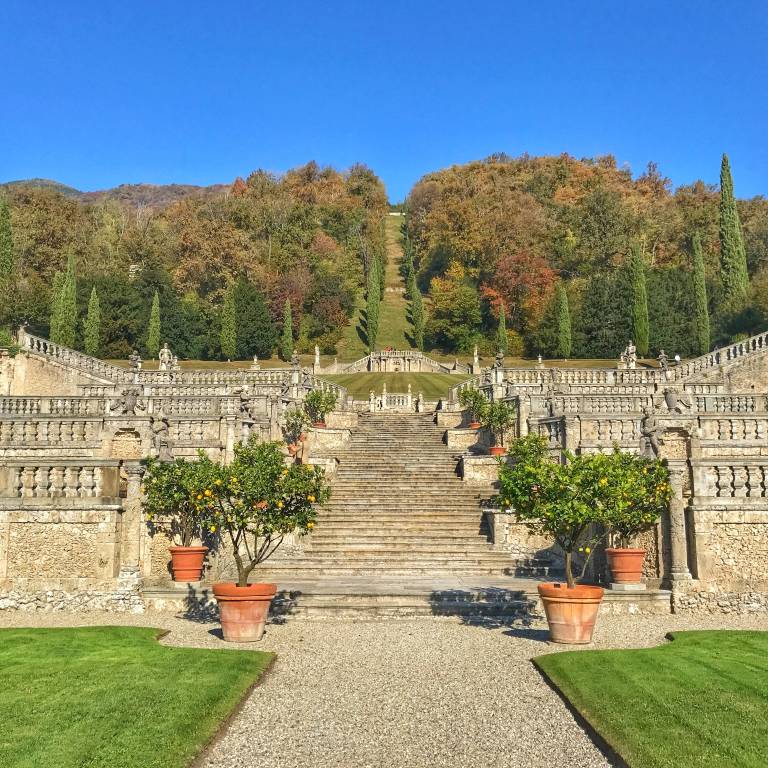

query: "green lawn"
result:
(535, 631), (768, 768)
(321, 372), (470, 399)
(0, 626), (273, 768)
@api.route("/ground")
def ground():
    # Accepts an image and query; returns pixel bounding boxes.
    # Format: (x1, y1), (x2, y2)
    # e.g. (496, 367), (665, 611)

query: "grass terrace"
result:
(535, 630), (768, 768)
(1, 626), (273, 768)
(321, 371), (471, 399)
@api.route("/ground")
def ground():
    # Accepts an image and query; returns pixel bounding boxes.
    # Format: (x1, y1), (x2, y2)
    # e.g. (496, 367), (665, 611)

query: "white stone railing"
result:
(0, 397), (106, 416)
(0, 459), (122, 498)
(692, 459), (768, 499)
(699, 416), (768, 442)
(694, 394), (765, 413)
(528, 394), (652, 415)
(18, 330), (134, 383)
(673, 330), (768, 381)
(0, 419), (102, 446)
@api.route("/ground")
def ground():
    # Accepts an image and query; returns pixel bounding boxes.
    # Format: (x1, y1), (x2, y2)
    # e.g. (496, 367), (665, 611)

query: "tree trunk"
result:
(564, 550), (575, 589)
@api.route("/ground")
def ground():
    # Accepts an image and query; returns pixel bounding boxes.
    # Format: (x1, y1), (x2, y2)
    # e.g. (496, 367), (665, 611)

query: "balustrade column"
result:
(666, 461), (692, 582)
(118, 464), (145, 578)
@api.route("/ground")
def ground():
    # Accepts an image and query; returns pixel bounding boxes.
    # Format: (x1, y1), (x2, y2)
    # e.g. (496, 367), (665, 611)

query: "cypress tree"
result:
(411, 283), (425, 351)
(692, 233), (711, 355)
(83, 286), (101, 357)
(233, 278), (276, 359)
(628, 243), (649, 357)
(554, 282), (572, 358)
(0, 197), (13, 287)
(50, 253), (77, 348)
(496, 303), (508, 355)
(220, 283), (237, 360)
(719, 153), (749, 310)
(280, 298), (294, 361)
(366, 259), (380, 352)
(147, 289), (161, 358)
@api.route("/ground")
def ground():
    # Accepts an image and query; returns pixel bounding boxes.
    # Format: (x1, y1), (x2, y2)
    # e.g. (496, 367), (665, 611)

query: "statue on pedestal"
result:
(158, 343), (173, 371)
(640, 406), (663, 457)
(250, 354), (261, 371)
(111, 388), (145, 416)
(657, 349), (669, 371)
(620, 341), (637, 369)
(128, 350), (142, 372)
(291, 350), (300, 369)
(149, 413), (173, 462)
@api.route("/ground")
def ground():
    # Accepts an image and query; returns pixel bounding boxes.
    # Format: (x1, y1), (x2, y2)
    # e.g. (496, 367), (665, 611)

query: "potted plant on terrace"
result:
(196, 438), (330, 641)
(142, 457), (209, 582)
(458, 387), (488, 429)
(599, 450), (671, 585)
(498, 435), (609, 644)
(303, 390), (337, 428)
(482, 401), (516, 456)
(284, 407), (309, 449)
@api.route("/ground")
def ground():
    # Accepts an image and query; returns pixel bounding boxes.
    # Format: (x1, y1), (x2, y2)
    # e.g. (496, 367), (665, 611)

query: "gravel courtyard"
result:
(2, 611), (766, 768)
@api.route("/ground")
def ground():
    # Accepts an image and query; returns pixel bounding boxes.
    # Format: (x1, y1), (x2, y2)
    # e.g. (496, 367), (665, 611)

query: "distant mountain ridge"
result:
(1, 177), (228, 208)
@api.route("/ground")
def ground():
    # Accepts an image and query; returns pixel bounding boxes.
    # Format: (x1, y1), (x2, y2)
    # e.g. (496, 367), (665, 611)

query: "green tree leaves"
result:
(147, 289), (161, 358)
(280, 298), (294, 361)
(719, 153), (749, 312)
(628, 243), (649, 357)
(220, 282), (237, 361)
(83, 286), (101, 357)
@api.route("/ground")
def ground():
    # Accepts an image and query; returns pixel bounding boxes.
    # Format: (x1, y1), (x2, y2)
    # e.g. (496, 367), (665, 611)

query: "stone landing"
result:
(143, 577), (672, 618)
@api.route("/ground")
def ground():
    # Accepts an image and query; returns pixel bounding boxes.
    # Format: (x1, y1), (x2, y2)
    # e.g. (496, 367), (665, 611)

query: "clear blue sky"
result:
(1, 0), (766, 202)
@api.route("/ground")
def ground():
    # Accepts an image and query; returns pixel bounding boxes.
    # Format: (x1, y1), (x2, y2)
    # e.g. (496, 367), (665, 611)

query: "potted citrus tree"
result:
(599, 450), (671, 585)
(142, 457), (209, 582)
(304, 390), (337, 428)
(498, 435), (609, 643)
(458, 387), (488, 429)
(482, 400), (516, 456)
(284, 406), (309, 450)
(196, 438), (330, 641)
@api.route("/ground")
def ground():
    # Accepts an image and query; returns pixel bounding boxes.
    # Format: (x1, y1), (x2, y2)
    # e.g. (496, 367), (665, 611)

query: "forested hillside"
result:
(0, 163), (386, 359)
(405, 153), (768, 358)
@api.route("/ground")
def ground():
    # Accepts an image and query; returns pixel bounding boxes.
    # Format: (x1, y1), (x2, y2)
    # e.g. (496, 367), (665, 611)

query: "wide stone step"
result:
(257, 564), (554, 577)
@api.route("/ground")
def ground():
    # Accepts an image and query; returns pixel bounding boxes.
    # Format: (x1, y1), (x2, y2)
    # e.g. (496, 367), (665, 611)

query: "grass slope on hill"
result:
(0, 626), (273, 768)
(535, 631), (768, 768)
(337, 214), (413, 358)
(321, 372), (470, 399)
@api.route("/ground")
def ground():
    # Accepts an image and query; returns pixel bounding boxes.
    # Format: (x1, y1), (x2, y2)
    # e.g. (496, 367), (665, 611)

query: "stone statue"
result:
(291, 350), (300, 369)
(640, 406), (663, 457)
(287, 432), (308, 464)
(158, 343), (173, 371)
(663, 387), (693, 414)
(493, 351), (505, 369)
(128, 350), (142, 372)
(301, 367), (313, 389)
(250, 354), (260, 371)
(170, 355), (180, 372)
(111, 388), (145, 416)
(314, 345), (320, 366)
(657, 349), (669, 370)
(149, 413), (173, 462)
(537, 354), (544, 370)
(621, 341), (637, 369)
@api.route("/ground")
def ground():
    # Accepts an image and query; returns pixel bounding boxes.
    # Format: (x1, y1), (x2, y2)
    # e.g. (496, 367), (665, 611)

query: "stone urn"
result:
(213, 582), (277, 642)
(489, 446), (506, 457)
(538, 583), (604, 644)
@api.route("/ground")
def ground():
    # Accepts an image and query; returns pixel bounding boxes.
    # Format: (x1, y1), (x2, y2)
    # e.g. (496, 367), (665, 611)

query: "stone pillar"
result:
(666, 461), (692, 582)
(369, 390), (376, 413)
(381, 383), (388, 411)
(118, 463), (145, 579)
(518, 395), (530, 437)
(269, 395), (281, 441)
(563, 416), (580, 453)
(406, 383), (412, 411)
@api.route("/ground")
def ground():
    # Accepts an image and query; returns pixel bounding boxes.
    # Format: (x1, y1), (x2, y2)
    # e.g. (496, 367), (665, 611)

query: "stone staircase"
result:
(259, 412), (558, 579)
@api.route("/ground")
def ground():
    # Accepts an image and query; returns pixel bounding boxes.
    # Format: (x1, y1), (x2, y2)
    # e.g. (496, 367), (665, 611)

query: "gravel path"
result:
(2, 611), (766, 767)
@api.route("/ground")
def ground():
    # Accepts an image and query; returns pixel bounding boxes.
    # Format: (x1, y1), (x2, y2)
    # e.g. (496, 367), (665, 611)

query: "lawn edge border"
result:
(188, 652), (277, 768)
(531, 657), (630, 768)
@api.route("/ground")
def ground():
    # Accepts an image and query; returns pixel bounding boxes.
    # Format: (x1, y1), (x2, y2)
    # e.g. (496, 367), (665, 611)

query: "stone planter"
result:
(489, 446), (506, 457)
(168, 546), (208, 582)
(538, 583), (604, 644)
(213, 582), (277, 642)
(605, 547), (646, 584)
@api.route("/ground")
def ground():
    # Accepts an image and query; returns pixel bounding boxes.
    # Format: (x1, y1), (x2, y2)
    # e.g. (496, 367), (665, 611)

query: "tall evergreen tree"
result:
(280, 298), (294, 361)
(233, 278), (276, 359)
(628, 243), (649, 357)
(50, 253), (77, 348)
(83, 286), (101, 357)
(691, 233), (711, 355)
(554, 282), (572, 358)
(366, 259), (380, 352)
(719, 153), (749, 311)
(496, 302), (508, 355)
(411, 283), (425, 351)
(220, 283), (237, 360)
(147, 289), (161, 358)
(0, 197), (13, 287)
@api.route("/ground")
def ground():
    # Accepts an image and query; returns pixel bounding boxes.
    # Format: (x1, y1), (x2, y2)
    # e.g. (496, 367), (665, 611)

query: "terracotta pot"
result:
(468, 421), (482, 429)
(489, 446), (506, 456)
(168, 546), (208, 582)
(213, 582), (277, 642)
(605, 547), (646, 583)
(312, 420), (326, 428)
(538, 583), (604, 644)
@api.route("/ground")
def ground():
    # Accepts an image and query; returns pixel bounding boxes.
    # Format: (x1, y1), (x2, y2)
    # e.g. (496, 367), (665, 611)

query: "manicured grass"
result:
(0, 626), (273, 768)
(321, 372), (470, 399)
(534, 631), (768, 768)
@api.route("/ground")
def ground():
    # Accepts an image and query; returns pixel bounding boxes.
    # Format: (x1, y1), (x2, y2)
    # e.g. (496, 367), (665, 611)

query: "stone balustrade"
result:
(0, 459), (122, 499)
